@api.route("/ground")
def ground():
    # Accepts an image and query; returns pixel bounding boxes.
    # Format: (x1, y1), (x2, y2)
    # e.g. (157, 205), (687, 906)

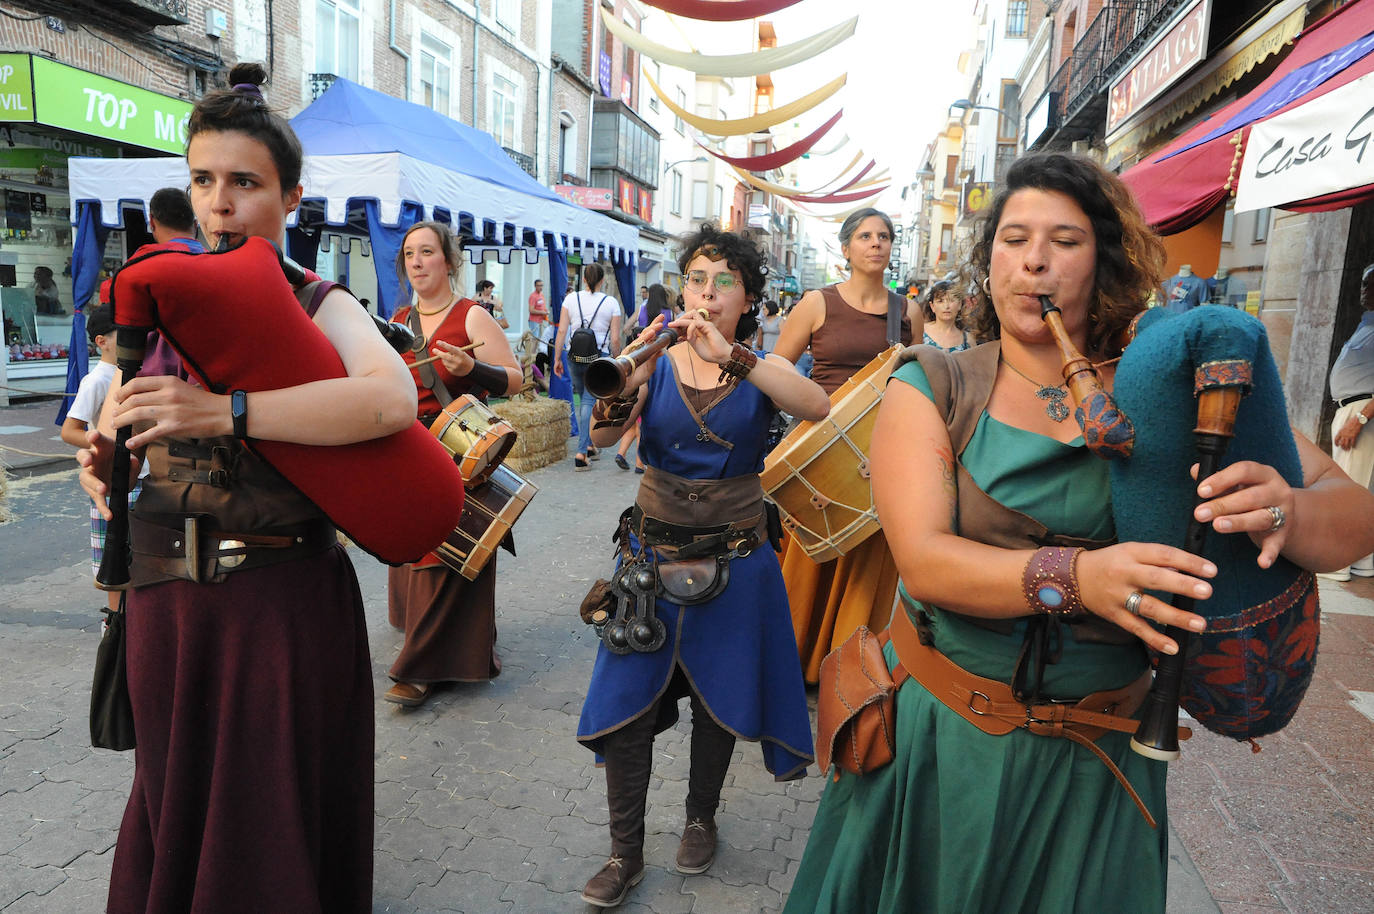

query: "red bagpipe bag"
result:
(108, 237), (465, 565)
(1108, 305), (1317, 741)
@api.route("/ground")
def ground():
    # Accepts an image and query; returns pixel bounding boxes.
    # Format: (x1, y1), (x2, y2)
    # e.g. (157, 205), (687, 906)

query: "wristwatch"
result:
(231, 389), (248, 438)
(1358, 411), (1369, 426)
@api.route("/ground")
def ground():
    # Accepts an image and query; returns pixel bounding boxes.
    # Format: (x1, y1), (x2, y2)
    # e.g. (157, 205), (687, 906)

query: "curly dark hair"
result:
(676, 222), (766, 342)
(187, 62), (303, 192)
(964, 152), (1166, 356)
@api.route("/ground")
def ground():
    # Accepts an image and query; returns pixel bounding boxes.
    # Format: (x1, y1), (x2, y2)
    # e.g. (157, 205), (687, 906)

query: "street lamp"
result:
(663, 155), (708, 174)
(948, 98), (1011, 120)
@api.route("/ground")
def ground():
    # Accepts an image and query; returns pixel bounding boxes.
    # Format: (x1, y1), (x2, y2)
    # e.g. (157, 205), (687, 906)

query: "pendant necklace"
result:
(686, 352), (738, 442)
(1002, 357), (1070, 422)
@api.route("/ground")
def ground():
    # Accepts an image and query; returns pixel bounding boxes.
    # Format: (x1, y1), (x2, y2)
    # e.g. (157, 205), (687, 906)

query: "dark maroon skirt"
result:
(107, 544), (373, 914)
(387, 559), (500, 683)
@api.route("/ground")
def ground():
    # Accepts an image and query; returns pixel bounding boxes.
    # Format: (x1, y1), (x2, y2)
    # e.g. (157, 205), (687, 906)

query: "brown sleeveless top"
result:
(808, 285), (912, 395)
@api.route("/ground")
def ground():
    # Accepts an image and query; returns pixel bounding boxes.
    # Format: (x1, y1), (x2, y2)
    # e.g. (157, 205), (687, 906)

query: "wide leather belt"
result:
(630, 505), (762, 559)
(1336, 394), (1372, 409)
(129, 512), (338, 586)
(889, 605), (1184, 829)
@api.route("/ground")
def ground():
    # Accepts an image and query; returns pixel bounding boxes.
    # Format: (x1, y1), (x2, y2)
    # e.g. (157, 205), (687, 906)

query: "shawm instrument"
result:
(1042, 299), (1318, 756)
(97, 237), (466, 585)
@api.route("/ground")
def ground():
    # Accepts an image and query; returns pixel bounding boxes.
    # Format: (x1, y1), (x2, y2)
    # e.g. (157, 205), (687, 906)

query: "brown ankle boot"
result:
(580, 855), (645, 908)
(675, 817), (718, 874)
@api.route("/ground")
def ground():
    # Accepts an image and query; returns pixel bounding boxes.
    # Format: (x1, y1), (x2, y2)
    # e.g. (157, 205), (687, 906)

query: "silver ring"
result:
(1265, 504), (1286, 531)
(1125, 591), (1144, 617)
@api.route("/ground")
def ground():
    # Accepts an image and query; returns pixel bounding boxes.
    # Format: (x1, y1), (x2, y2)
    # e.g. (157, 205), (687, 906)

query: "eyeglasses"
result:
(684, 270), (741, 293)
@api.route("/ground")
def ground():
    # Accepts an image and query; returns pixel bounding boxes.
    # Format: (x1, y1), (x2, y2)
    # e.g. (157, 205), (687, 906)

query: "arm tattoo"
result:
(936, 443), (959, 531)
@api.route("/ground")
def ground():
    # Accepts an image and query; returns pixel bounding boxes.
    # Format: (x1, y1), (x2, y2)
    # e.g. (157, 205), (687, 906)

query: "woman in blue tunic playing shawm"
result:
(576, 223), (829, 908)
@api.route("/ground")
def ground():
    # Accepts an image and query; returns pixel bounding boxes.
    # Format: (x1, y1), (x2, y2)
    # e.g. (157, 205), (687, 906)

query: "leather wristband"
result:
(230, 389), (248, 439)
(591, 393), (636, 430)
(717, 342), (758, 383)
(463, 358), (509, 396)
(1022, 546), (1085, 617)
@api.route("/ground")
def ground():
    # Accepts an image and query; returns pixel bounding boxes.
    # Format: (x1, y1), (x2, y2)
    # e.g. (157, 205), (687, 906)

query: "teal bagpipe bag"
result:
(1108, 305), (1318, 742)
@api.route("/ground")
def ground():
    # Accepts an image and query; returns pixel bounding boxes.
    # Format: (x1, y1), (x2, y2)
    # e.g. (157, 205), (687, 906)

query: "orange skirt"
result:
(782, 530), (900, 684)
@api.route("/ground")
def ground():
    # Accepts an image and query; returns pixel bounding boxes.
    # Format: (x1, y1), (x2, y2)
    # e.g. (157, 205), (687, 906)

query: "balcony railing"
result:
(309, 74), (338, 102)
(503, 147), (537, 178)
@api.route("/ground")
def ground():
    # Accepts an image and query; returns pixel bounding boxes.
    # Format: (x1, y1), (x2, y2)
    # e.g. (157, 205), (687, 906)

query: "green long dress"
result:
(784, 360), (1169, 914)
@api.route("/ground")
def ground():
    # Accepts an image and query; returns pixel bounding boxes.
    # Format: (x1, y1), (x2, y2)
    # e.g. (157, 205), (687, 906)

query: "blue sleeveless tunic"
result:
(576, 354), (814, 780)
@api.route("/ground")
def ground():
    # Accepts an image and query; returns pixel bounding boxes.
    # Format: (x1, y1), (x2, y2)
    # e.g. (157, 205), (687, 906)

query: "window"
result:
(495, 0), (519, 34)
(558, 112), (576, 177)
(1221, 201), (1235, 245)
(945, 154), (959, 189)
(419, 33), (451, 117)
(648, 64), (659, 112)
(674, 88), (686, 133)
(1254, 207), (1271, 243)
(692, 180), (708, 219)
(998, 81), (1020, 142)
(671, 170), (683, 215)
(491, 73), (518, 148)
(940, 224), (953, 261)
(1007, 1), (1028, 38)
(716, 184), (726, 222)
(315, 0), (360, 81)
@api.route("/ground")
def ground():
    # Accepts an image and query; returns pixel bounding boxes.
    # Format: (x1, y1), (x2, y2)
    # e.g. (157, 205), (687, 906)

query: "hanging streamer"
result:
(637, 0), (807, 21)
(645, 69), (847, 136)
(696, 110), (843, 172)
(603, 11), (857, 77)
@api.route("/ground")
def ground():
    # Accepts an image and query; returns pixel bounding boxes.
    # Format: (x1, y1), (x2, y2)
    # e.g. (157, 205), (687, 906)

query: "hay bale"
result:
(493, 396), (569, 472)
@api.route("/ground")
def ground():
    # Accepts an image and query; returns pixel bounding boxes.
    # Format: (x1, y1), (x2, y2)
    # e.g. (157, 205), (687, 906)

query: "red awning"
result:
(1121, 0), (1374, 235)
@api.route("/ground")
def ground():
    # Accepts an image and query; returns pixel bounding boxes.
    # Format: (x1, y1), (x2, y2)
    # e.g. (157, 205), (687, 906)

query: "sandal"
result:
(575, 455), (590, 470)
(615, 454), (630, 470)
(587, 447), (600, 460)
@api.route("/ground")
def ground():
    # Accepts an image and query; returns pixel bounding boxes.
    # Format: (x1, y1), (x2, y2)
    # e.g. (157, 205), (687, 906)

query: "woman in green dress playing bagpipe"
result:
(786, 152), (1374, 913)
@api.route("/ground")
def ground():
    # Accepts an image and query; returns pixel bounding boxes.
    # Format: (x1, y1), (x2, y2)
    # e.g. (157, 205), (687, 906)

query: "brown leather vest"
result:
(900, 342), (1132, 645)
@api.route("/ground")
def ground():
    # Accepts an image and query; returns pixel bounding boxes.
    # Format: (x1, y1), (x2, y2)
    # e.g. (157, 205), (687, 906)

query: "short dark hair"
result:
(85, 304), (114, 341)
(149, 187), (196, 234)
(966, 152), (1166, 356)
(187, 62), (303, 192)
(676, 222), (765, 342)
(477, 279), (495, 293)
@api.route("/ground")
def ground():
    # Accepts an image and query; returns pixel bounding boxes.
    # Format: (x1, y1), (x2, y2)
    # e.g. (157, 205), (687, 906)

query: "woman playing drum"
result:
(385, 220), (521, 707)
(576, 223), (828, 907)
(78, 63), (414, 912)
(783, 152), (1374, 912)
(771, 207), (922, 683)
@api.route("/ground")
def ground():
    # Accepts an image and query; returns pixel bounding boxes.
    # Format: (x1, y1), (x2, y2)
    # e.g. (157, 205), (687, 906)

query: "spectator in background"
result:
(148, 187), (202, 251)
(32, 266), (61, 314)
(528, 279), (548, 332)
(755, 300), (783, 353)
(476, 279), (509, 329)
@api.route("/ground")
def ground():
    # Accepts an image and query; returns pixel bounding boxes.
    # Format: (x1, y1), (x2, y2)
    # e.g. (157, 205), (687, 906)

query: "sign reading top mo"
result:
(0, 55), (193, 154)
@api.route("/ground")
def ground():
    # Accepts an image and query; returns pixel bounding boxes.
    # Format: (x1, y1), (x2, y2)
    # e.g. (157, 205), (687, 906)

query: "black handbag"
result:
(90, 600), (135, 751)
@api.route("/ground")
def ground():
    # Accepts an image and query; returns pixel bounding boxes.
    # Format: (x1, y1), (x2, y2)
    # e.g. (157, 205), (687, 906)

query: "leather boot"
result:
(675, 817), (718, 874)
(581, 854), (645, 907)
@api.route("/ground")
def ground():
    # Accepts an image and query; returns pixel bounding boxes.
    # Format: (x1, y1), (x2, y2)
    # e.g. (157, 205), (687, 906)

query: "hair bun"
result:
(227, 62), (267, 89)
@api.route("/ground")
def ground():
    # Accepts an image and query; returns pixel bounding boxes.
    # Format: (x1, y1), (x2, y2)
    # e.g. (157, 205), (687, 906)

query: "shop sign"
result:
(617, 178), (635, 214)
(0, 54), (33, 123)
(31, 56), (192, 154)
(598, 52), (613, 97)
(637, 188), (652, 222)
(963, 182), (992, 214)
(1235, 70), (1374, 213)
(554, 184), (613, 210)
(1107, 0), (1210, 134)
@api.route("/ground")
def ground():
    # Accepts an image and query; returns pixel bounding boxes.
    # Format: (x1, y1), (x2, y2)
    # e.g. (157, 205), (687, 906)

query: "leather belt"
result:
(130, 513), (338, 586)
(1336, 394), (1372, 409)
(889, 605), (1185, 828)
(630, 505), (762, 559)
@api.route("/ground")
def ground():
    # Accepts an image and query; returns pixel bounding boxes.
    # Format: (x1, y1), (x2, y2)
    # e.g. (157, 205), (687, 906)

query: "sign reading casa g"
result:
(0, 53), (192, 154)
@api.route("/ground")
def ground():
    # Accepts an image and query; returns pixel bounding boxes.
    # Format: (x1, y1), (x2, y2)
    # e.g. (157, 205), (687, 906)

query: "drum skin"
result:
(429, 394), (518, 485)
(762, 346), (901, 562)
(1109, 305), (1318, 741)
(109, 238), (465, 566)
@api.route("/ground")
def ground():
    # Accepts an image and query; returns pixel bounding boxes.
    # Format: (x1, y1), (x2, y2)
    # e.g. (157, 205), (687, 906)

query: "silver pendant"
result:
(696, 426), (710, 442)
(1037, 386), (1070, 422)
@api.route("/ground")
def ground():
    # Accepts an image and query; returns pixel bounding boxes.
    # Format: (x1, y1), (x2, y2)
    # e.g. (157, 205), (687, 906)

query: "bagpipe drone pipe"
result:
(99, 236), (465, 579)
(1044, 300), (1318, 755)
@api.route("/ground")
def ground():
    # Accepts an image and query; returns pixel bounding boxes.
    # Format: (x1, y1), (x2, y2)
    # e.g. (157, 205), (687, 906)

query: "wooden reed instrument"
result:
(586, 328), (680, 399)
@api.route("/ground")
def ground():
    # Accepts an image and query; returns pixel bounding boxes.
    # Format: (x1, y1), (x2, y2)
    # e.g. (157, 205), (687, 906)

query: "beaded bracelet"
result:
(1021, 546), (1085, 617)
(717, 343), (758, 383)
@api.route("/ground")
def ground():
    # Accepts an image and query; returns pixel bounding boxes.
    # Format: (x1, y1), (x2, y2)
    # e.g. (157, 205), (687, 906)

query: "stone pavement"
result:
(0, 395), (1369, 912)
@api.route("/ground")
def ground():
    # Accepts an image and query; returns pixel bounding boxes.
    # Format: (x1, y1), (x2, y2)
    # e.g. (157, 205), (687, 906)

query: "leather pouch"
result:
(579, 578), (615, 625)
(657, 555), (729, 605)
(816, 625), (905, 780)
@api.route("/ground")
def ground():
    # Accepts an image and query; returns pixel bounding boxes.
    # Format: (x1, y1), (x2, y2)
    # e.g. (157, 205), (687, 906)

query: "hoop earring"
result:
(981, 276), (991, 295)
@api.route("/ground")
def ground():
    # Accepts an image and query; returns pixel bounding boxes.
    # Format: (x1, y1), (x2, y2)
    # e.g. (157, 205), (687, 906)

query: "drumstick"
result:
(409, 340), (484, 371)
